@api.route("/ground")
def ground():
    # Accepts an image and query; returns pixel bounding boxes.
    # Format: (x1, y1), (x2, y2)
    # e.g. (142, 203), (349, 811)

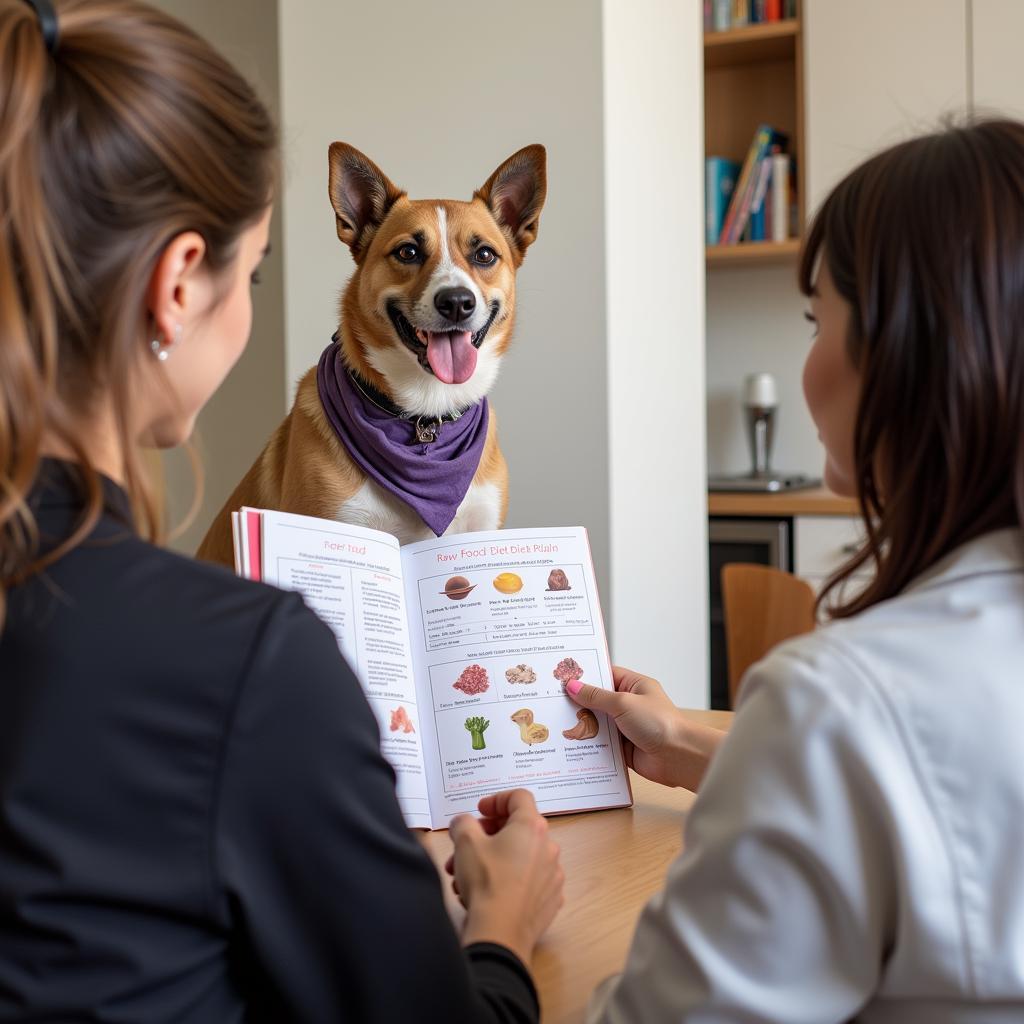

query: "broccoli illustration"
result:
(465, 716), (490, 751)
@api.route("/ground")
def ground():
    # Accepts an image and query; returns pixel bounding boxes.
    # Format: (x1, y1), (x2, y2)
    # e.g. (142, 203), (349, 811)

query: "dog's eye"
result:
(473, 246), (497, 266)
(394, 244), (420, 263)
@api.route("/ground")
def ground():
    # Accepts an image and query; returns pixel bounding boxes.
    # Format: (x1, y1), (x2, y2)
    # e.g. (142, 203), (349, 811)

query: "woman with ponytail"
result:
(0, 2), (560, 1020)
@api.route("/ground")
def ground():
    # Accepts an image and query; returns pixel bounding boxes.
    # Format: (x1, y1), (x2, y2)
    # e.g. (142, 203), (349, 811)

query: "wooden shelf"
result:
(704, 19), (799, 69)
(706, 239), (800, 267)
(709, 487), (859, 517)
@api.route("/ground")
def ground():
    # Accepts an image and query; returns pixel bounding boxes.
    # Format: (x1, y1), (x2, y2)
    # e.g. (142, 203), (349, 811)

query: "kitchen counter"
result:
(708, 487), (858, 517)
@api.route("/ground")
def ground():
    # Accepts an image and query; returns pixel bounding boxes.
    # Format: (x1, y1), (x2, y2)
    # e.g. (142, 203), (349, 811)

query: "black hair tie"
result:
(22, 0), (59, 54)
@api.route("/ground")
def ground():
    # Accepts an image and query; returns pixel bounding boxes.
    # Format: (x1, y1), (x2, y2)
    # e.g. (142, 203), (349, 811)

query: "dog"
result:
(197, 142), (546, 565)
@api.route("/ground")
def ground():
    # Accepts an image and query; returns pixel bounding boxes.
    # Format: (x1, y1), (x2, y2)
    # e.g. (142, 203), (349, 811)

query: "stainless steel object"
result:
(708, 372), (819, 493)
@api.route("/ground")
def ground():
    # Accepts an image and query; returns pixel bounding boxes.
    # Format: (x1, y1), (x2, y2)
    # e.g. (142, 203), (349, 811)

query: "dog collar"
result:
(336, 333), (466, 445)
(317, 339), (490, 536)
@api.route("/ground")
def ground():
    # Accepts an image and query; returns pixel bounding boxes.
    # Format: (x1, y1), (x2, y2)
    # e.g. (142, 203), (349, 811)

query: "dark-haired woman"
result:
(572, 119), (1024, 1022)
(0, 1), (561, 1020)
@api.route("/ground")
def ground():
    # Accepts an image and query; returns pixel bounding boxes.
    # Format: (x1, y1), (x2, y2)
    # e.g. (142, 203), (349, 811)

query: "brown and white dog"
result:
(197, 142), (546, 565)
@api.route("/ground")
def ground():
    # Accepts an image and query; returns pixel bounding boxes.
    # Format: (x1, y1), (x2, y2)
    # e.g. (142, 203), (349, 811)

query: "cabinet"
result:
(793, 514), (870, 600)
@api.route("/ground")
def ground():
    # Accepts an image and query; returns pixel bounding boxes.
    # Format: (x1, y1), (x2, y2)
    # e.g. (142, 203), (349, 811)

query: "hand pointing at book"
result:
(566, 667), (726, 793)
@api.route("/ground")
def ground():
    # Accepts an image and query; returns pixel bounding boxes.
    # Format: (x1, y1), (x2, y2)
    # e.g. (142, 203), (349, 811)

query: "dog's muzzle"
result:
(386, 300), (500, 380)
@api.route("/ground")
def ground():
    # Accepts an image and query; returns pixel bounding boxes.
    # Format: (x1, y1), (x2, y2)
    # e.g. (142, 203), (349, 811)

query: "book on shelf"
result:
(770, 148), (791, 242)
(708, 0), (783, 30)
(706, 157), (741, 246)
(751, 0), (785, 22)
(231, 507), (632, 830)
(718, 124), (788, 245)
(747, 154), (773, 242)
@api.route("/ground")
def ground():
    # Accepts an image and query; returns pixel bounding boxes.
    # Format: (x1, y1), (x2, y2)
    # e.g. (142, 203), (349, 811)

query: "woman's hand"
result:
(566, 666), (725, 792)
(446, 789), (564, 964)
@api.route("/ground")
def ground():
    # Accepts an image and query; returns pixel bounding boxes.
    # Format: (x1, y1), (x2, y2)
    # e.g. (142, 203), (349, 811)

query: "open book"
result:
(232, 508), (632, 830)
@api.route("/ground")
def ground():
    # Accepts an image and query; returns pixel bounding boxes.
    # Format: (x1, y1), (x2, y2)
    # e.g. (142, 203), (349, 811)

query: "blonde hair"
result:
(0, 0), (277, 625)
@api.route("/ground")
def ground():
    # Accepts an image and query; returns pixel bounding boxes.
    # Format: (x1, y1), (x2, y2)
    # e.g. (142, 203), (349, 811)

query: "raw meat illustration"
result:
(562, 708), (599, 741)
(389, 706), (416, 734)
(441, 575), (476, 600)
(553, 657), (584, 684)
(505, 663), (537, 685)
(492, 572), (523, 594)
(453, 664), (490, 696)
(510, 708), (550, 746)
(546, 569), (571, 591)
(464, 716), (490, 751)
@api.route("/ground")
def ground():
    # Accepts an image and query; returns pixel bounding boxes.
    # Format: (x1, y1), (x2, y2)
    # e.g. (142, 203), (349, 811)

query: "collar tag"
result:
(414, 417), (441, 444)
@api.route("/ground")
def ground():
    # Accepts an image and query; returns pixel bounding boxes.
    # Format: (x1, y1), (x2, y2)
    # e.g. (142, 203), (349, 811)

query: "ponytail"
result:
(0, 2), (97, 627)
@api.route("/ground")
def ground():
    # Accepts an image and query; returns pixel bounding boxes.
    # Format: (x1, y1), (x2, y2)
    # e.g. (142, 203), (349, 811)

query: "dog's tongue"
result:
(422, 330), (477, 385)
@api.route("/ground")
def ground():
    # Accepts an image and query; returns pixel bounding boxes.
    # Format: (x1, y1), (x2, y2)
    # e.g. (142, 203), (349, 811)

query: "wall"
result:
(154, 0), (709, 705)
(276, 0), (611, 601)
(706, 266), (817, 477)
(971, 0), (1024, 118)
(804, 0), (969, 209)
(705, 0), (970, 480)
(603, 0), (708, 703)
(152, 0), (288, 554)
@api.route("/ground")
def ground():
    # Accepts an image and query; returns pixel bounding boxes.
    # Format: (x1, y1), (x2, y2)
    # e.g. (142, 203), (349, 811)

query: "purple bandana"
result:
(316, 341), (489, 536)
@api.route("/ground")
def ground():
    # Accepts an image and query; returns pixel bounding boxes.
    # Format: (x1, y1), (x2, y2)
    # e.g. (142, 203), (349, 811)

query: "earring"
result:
(150, 323), (183, 362)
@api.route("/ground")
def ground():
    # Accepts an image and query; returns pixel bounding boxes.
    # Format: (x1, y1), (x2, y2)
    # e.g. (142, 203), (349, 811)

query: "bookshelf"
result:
(704, 4), (804, 267)
(704, 18), (798, 68)
(706, 239), (799, 267)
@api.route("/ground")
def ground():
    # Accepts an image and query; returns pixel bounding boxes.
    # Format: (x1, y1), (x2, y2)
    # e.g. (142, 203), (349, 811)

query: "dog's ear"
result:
(475, 144), (547, 260)
(328, 143), (405, 258)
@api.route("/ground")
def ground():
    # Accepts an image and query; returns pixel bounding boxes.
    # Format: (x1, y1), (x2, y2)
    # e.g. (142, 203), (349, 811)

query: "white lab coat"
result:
(588, 528), (1024, 1023)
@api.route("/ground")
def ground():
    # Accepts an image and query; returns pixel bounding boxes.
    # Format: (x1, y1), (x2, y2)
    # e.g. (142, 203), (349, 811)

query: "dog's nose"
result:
(434, 287), (476, 324)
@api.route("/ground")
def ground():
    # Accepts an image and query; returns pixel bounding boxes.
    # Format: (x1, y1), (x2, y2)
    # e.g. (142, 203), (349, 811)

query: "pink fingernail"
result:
(566, 679), (583, 696)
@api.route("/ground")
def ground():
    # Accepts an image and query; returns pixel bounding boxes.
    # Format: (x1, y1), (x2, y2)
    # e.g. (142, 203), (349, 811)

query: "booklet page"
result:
(401, 527), (631, 825)
(258, 510), (433, 829)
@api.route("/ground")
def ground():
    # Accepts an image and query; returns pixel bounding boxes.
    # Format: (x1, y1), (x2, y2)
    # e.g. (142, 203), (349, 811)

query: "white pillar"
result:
(602, 0), (708, 705)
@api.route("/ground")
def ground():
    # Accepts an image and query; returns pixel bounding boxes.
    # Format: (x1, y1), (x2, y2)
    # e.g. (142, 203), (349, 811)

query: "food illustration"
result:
(492, 572), (523, 594)
(441, 575), (476, 600)
(389, 706), (416, 734)
(464, 715), (490, 751)
(504, 663), (537, 685)
(453, 663), (490, 696)
(553, 657), (584, 684)
(562, 708), (599, 741)
(546, 568), (571, 591)
(510, 708), (550, 746)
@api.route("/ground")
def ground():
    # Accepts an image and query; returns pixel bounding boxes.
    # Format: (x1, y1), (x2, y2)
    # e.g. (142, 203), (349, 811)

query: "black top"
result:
(0, 460), (538, 1023)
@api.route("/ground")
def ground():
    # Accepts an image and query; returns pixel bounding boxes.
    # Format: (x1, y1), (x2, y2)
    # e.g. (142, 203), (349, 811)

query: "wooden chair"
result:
(721, 563), (816, 705)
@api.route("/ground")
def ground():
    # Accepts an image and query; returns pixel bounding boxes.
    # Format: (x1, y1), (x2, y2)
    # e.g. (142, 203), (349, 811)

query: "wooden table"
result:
(421, 709), (733, 1023)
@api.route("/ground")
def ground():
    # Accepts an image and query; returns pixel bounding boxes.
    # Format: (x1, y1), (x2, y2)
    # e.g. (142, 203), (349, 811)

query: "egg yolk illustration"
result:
(493, 572), (524, 594)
